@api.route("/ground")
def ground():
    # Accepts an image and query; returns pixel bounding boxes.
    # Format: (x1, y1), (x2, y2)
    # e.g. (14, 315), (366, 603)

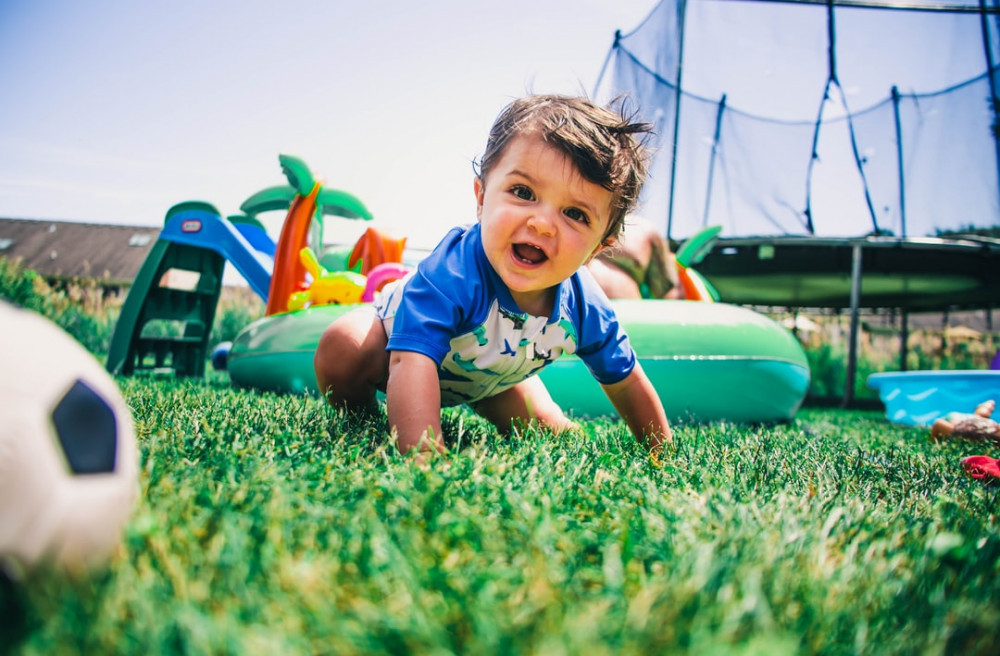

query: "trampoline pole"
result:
(891, 86), (907, 237)
(842, 242), (863, 408)
(978, 0), (1000, 200)
(900, 310), (909, 372)
(702, 94), (727, 228)
(666, 0), (689, 239)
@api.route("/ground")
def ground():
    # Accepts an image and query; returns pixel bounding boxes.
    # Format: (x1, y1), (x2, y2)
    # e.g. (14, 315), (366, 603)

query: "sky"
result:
(0, 0), (659, 251)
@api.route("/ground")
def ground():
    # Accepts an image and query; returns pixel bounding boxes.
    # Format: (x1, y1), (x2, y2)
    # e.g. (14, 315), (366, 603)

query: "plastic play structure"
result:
(105, 154), (380, 378)
(105, 203), (267, 379)
(108, 154), (811, 424)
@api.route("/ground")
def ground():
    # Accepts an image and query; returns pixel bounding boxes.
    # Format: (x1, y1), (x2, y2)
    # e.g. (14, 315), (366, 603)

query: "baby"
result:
(314, 95), (672, 459)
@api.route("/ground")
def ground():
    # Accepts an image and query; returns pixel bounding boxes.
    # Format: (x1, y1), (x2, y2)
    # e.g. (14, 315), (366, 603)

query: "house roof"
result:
(0, 218), (160, 285)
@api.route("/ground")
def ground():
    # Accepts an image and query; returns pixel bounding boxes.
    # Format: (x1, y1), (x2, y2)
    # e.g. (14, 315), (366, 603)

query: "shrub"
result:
(782, 312), (998, 402)
(0, 257), (118, 355)
(0, 257), (52, 314)
(210, 287), (264, 346)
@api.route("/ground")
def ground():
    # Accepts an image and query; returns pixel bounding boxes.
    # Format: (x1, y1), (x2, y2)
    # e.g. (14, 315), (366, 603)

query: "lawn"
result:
(2, 373), (998, 655)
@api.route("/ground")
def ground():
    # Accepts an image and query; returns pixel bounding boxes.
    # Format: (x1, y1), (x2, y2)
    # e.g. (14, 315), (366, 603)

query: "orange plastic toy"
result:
(265, 183), (321, 315)
(348, 227), (407, 275)
(676, 264), (715, 302)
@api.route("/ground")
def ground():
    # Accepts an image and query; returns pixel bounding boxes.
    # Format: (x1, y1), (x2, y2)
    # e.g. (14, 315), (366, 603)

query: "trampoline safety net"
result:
(594, 0), (1000, 240)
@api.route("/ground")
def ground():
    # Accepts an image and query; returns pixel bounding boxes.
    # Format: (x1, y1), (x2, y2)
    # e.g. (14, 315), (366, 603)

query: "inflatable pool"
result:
(228, 300), (811, 424)
(867, 370), (1000, 427)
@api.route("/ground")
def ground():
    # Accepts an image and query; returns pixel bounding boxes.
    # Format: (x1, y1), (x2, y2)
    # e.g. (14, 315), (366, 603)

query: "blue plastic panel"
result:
(867, 370), (1000, 427)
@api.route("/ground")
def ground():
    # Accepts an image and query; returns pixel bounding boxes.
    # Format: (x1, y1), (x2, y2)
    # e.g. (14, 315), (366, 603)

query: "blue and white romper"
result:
(373, 223), (637, 406)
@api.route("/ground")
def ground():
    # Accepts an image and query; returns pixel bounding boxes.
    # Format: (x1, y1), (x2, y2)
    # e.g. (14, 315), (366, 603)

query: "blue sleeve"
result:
(384, 228), (478, 365)
(572, 268), (637, 385)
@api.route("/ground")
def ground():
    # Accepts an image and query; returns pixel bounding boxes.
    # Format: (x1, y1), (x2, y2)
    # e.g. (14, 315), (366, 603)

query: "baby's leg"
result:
(472, 376), (577, 435)
(314, 307), (389, 411)
(975, 399), (996, 419)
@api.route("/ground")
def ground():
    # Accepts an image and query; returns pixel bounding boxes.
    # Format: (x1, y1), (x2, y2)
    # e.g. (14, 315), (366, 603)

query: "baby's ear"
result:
(587, 237), (615, 263)
(473, 178), (485, 220)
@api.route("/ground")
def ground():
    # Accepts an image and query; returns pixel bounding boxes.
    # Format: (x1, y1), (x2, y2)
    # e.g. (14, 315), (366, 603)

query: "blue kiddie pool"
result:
(867, 370), (1000, 426)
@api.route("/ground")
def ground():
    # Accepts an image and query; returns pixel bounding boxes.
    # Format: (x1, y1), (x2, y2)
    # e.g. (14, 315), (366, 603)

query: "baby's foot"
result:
(975, 400), (996, 419)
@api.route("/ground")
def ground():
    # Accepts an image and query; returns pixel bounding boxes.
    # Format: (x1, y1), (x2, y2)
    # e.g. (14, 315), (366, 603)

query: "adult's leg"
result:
(314, 307), (389, 411)
(597, 220), (682, 300)
(645, 235), (684, 299)
(471, 375), (577, 435)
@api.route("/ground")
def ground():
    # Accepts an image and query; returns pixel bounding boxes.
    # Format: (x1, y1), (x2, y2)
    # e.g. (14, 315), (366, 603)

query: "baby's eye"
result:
(510, 185), (534, 201)
(564, 208), (589, 224)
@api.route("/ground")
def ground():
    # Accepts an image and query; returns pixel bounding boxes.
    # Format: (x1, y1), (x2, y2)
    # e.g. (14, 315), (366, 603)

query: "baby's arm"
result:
(601, 363), (673, 452)
(386, 350), (445, 457)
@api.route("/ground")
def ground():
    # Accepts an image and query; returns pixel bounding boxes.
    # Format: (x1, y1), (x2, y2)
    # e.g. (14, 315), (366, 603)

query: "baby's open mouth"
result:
(513, 243), (547, 265)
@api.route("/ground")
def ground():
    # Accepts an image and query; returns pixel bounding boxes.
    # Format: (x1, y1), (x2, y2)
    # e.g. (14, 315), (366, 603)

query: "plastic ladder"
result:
(105, 202), (225, 378)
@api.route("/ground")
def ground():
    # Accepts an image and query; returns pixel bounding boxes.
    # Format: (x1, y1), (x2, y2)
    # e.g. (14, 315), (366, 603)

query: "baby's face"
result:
(475, 134), (614, 315)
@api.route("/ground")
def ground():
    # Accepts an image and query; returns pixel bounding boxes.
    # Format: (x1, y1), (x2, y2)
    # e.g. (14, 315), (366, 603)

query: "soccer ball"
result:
(0, 301), (138, 577)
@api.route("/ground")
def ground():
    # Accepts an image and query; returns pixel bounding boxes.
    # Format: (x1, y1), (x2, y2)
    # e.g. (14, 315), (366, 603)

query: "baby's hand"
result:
(648, 443), (668, 468)
(552, 417), (582, 436)
(410, 446), (450, 470)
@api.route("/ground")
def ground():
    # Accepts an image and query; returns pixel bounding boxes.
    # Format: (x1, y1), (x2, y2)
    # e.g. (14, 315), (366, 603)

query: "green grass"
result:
(3, 374), (999, 655)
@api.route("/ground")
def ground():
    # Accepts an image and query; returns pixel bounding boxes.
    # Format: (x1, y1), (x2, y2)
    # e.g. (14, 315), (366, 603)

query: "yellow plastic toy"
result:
(287, 247), (366, 311)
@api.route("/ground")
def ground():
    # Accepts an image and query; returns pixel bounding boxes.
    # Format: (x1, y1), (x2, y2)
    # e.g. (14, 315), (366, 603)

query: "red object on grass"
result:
(961, 455), (1000, 482)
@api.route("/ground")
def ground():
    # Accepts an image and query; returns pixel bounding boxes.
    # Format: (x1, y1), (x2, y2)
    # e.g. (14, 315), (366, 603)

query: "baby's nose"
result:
(528, 209), (557, 235)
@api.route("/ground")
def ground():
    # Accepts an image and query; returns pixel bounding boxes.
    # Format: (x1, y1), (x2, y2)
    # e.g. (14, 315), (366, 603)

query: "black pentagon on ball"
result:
(51, 379), (118, 475)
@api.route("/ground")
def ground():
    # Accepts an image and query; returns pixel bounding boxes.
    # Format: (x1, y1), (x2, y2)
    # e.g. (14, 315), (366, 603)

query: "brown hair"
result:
(473, 94), (653, 242)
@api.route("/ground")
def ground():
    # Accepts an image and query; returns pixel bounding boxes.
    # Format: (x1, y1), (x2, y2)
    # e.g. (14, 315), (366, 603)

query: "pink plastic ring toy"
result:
(362, 263), (410, 302)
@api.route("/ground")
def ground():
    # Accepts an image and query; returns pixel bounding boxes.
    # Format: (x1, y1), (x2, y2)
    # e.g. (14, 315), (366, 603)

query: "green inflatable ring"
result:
(227, 300), (810, 424)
